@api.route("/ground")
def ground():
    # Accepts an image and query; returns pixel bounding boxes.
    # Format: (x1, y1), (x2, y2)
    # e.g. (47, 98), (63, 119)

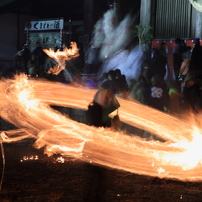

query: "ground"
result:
(0, 139), (202, 202)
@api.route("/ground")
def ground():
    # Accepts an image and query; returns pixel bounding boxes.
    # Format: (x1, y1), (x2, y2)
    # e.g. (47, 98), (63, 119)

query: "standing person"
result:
(33, 42), (46, 77)
(167, 80), (183, 116)
(178, 54), (194, 94)
(158, 42), (170, 80)
(14, 51), (25, 74)
(172, 38), (184, 79)
(130, 75), (148, 105)
(180, 75), (200, 112)
(27, 54), (38, 77)
(150, 48), (167, 80)
(21, 44), (31, 73)
(158, 42), (167, 59)
(145, 75), (170, 112)
(182, 46), (192, 60)
(191, 38), (202, 79)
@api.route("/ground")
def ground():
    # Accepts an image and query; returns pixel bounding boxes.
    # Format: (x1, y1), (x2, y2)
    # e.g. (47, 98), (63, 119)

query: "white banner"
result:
(25, 19), (64, 31)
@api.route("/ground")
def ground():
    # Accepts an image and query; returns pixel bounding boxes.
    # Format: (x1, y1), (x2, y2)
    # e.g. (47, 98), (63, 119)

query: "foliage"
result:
(134, 24), (153, 46)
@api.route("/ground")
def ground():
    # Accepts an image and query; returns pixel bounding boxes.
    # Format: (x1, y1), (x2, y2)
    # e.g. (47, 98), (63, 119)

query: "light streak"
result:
(43, 42), (79, 76)
(0, 75), (202, 181)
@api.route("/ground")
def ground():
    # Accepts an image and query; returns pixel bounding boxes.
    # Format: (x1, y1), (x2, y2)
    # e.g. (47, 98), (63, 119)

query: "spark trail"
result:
(1, 75), (202, 181)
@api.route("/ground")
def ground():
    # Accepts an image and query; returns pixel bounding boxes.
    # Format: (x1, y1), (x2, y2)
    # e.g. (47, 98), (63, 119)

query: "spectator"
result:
(191, 38), (202, 79)
(145, 74), (170, 112)
(167, 80), (183, 116)
(195, 85), (202, 113)
(14, 51), (25, 74)
(180, 75), (201, 111)
(172, 38), (184, 79)
(100, 70), (117, 94)
(178, 53), (194, 94)
(27, 54), (38, 77)
(33, 42), (47, 77)
(130, 75), (148, 104)
(182, 46), (192, 60)
(21, 44), (31, 71)
(150, 48), (167, 80)
(158, 42), (167, 59)
(114, 69), (129, 98)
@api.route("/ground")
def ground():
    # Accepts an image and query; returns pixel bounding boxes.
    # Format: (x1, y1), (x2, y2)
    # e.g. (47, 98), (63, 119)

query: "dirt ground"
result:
(0, 139), (202, 202)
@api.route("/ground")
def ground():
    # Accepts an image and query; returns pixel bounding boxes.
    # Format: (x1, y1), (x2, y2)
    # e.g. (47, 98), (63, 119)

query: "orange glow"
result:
(1, 74), (202, 181)
(43, 42), (79, 75)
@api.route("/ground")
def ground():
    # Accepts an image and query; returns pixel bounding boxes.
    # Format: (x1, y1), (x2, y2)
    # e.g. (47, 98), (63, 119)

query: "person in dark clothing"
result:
(191, 38), (202, 79)
(114, 69), (129, 97)
(150, 48), (167, 80)
(145, 74), (170, 112)
(158, 42), (167, 59)
(130, 75), (148, 104)
(14, 51), (26, 74)
(180, 76), (201, 112)
(21, 44), (31, 72)
(27, 53), (38, 77)
(195, 86), (202, 113)
(172, 38), (184, 79)
(33, 42), (47, 77)
(100, 70), (117, 94)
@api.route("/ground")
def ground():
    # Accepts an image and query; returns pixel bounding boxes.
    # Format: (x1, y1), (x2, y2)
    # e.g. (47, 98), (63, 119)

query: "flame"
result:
(1, 74), (202, 181)
(43, 42), (79, 75)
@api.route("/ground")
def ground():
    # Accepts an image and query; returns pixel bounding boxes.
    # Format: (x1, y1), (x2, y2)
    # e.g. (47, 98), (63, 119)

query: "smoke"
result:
(91, 19), (105, 49)
(91, 9), (144, 82)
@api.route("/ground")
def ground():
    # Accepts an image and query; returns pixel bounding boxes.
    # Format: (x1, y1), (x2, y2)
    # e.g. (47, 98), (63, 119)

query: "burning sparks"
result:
(20, 155), (39, 162)
(43, 42), (79, 75)
(1, 75), (202, 181)
(156, 127), (202, 170)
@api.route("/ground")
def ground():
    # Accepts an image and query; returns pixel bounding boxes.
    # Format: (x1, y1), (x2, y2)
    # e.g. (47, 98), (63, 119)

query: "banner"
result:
(25, 19), (64, 31)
